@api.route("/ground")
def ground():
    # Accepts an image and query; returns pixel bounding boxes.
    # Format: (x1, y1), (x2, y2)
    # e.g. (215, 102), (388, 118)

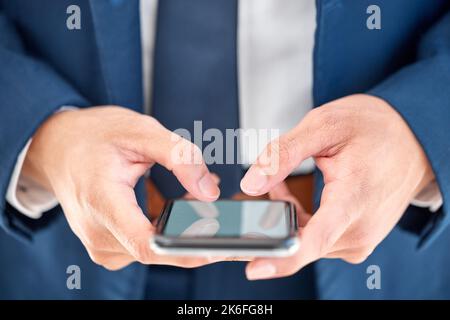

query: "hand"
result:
(22, 106), (222, 270)
(241, 94), (434, 280)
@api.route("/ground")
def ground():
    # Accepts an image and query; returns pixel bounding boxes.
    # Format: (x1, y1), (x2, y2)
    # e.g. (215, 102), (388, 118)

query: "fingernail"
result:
(240, 167), (268, 195)
(198, 173), (220, 199)
(247, 263), (276, 280)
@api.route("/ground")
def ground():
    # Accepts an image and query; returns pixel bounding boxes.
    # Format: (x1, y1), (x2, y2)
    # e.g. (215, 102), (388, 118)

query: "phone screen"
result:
(163, 200), (291, 239)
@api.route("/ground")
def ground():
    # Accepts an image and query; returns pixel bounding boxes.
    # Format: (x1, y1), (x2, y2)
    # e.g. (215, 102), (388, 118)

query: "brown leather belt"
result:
(146, 174), (314, 219)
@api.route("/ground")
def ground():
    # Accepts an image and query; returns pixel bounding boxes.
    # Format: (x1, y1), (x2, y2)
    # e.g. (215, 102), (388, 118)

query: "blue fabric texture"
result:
(0, 0), (449, 299)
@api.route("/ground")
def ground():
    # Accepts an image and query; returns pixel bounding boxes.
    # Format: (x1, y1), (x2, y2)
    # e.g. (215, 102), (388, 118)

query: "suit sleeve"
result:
(369, 10), (450, 248)
(0, 11), (89, 241)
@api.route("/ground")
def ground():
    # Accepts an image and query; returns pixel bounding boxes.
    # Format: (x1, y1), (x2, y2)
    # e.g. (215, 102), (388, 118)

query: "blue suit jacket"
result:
(0, 0), (449, 299)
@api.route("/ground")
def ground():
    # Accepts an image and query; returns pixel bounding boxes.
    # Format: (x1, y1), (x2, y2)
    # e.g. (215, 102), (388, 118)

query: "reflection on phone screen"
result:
(164, 200), (290, 239)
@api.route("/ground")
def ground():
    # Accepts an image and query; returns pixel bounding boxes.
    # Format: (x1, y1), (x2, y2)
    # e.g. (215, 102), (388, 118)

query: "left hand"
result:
(240, 94), (435, 280)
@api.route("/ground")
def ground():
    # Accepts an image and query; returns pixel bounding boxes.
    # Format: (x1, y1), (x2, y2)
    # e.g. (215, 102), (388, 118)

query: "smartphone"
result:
(150, 199), (299, 257)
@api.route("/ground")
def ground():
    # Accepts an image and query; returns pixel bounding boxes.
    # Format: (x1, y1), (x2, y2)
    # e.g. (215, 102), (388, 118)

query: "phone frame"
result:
(151, 199), (299, 257)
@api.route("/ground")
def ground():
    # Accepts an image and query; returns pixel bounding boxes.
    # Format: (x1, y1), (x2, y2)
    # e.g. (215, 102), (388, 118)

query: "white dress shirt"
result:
(6, 0), (442, 219)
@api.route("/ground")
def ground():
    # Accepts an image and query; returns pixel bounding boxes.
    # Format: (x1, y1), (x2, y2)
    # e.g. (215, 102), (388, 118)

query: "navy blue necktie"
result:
(147, 1), (317, 300)
(151, 0), (241, 199)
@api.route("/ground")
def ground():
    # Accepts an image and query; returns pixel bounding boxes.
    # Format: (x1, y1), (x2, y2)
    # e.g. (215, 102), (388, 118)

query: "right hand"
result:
(22, 106), (223, 270)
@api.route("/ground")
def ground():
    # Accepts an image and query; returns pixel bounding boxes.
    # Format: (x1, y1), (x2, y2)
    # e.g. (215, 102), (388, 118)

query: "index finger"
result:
(133, 117), (220, 202)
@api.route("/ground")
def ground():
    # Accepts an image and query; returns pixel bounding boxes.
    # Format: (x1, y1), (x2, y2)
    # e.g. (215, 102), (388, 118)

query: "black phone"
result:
(150, 199), (299, 257)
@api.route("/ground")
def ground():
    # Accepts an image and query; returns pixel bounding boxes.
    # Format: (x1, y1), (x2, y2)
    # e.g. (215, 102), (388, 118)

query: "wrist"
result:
(22, 109), (77, 193)
(365, 93), (436, 199)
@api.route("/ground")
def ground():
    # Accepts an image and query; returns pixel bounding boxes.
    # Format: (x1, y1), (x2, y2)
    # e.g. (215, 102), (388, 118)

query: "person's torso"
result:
(1, 0), (449, 299)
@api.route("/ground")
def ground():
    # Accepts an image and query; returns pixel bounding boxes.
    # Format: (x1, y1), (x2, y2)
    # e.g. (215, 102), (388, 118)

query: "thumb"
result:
(134, 118), (220, 202)
(246, 181), (355, 280)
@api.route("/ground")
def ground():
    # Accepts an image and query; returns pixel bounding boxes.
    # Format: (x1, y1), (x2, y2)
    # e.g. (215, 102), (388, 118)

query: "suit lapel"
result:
(88, 0), (143, 111)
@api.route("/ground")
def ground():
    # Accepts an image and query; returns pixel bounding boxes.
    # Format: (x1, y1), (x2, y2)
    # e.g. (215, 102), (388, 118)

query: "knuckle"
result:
(82, 228), (103, 249)
(310, 226), (335, 258)
(126, 236), (152, 263)
(346, 229), (373, 249)
(87, 250), (133, 271)
(306, 221), (335, 257)
(305, 106), (324, 121)
(342, 247), (374, 265)
(177, 257), (203, 268)
(81, 225), (112, 251)
(103, 262), (131, 271)
(278, 270), (298, 278)
(171, 138), (203, 167)
(338, 210), (354, 228)
(279, 263), (302, 278)
(359, 247), (374, 259)
(87, 250), (107, 266)
(103, 264), (121, 271)
(308, 106), (340, 129)
(353, 181), (372, 208)
(189, 143), (204, 165)
(133, 115), (162, 135)
(85, 235), (108, 251)
(277, 136), (297, 164)
(305, 105), (353, 153)
(319, 233), (334, 256)
(322, 111), (342, 132)
(79, 183), (103, 214)
(83, 236), (98, 250)
(343, 253), (369, 265)
(264, 136), (298, 172)
(143, 115), (161, 127)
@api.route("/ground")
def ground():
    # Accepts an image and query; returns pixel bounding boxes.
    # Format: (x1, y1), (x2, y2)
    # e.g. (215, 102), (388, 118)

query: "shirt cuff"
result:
(5, 106), (77, 219)
(411, 180), (443, 213)
(5, 140), (58, 219)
